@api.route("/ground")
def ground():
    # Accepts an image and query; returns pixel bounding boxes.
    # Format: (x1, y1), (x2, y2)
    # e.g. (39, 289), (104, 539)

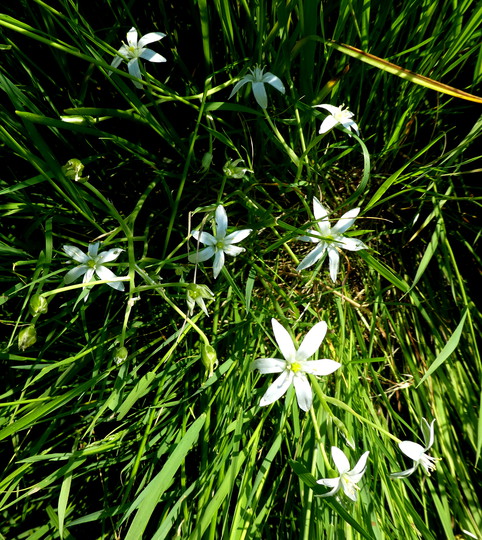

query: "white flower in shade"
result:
(188, 205), (252, 279)
(296, 197), (367, 281)
(250, 318), (340, 412)
(111, 27), (166, 88)
(317, 446), (370, 501)
(186, 283), (214, 316)
(63, 243), (125, 293)
(314, 104), (359, 136)
(229, 66), (285, 109)
(391, 418), (440, 478)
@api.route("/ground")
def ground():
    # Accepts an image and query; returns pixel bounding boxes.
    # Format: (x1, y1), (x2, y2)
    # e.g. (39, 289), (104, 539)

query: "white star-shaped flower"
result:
(111, 27), (166, 88)
(186, 283), (214, 316)
(63, 243), (125, 298)
(317, 446), (370, 501)
(229, 66), (285, 109)
(314, 104), (359, 136)
(296, 197), (367, 281)
(251, 318), (340, 412)
(188, 205), (252, 279)
(391, 418), (440, 478)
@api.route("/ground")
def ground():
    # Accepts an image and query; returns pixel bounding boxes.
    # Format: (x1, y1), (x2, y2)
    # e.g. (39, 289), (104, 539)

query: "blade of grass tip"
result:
(326, 40), (482, 103)
(417, 309), (468, 387)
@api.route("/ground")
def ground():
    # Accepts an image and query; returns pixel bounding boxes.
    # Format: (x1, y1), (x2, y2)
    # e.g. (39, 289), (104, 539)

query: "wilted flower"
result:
(317, 446), (370, 501)
(63, 243), (125, 298)
(391, 418), (440, 478)
(188, 205), (252, 279)
(229, 66), (285, 109)
(296, 197), (367, 281)
(111, 27), (166, 88)
(314, 104), (359, 136)
(186, 283), (214, 316)
(251, 318), (340, 412)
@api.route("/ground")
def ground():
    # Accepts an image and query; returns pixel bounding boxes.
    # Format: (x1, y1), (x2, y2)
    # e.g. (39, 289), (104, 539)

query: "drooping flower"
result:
(111, 27), (166, 88)
(296, 197), (367, 281)
(251, 318), (340, 412)
(317, 446), (370, 501)
(63, 243), (125, 296)
(391, 418), (440, 478)
(186, 283), (215, 316)
(229, 66), (285, 109)
(188, 205), (252, 279)
(223, 158), (253, 179)
(314, 104), (359, 136)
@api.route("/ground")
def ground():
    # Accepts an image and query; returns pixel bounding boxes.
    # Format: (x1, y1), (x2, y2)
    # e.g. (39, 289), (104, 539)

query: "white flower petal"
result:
(301, 359), (341, 376)
(111, 55), (123, 68)
(188, 246), (215, 263)
(83, 268), (95, 284)
(341, 119), (359, 135)
(271, 319), (296, 363)
(139, 49), (166, 63)
(87, 243), (100, 258)
(292, 373), (313, 411)
(228, 77), (252, 99)
(252, 81), (268, 109)
(96, 248), (124, 263)
(223, 244), (245, 257)
(259, 370), (293, 406)
(336, 236), (367, 251)
(314, 104), (340, 115)
(63, 245), (89, 263)
(422, 418), (436, 450)
(138, 31), (166, 47)
(328, 246), (340, 282)
(313, 197), (329, 221)
(213, 249), (225, 279)
(95, 266), (124, 291)
(126, 27), (138, 47)
(390, 465), (418, 479)
(250, 358), (286, 373)
(192, 230), (217, 246)
(331, 446), (351, 474)
(215, 205), (228, 238)
(296, 242), (327, 272)
(64, 265), (87, 284)
(399, 441), (425, 461)
(316, 477), (341, 498)
(127, 58), (142, 82)
(262, 72), (285, 94)
(318, 115), (338, 134)
(224, 228), (252, 244)
(296, 320), (327, 361)
(332, 207), (360, 235)
(349, 451), (370, 479)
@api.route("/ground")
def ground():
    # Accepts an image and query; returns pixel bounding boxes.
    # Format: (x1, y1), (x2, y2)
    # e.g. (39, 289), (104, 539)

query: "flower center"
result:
(87, 259), (97, 269)
(290, 362), (302, 373)
(333, 108), (352, 122)
(216, 240), (225, 250)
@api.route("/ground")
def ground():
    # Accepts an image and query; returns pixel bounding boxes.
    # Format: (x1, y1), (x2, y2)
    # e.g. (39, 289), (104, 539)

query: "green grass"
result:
(1, 0), (481, 538)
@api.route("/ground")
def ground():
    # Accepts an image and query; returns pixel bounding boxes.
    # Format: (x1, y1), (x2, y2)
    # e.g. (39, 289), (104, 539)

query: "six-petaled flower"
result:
(188, 205), (252, 279)
(315, 104), (359, 136)
(229, 66), (285, 109)
(296, 197), (367, 281)
(391, 418), (440, 478)
(251, 318), (340, 412)
(111, 27), (166, 88)
(317, 446), (370, 501)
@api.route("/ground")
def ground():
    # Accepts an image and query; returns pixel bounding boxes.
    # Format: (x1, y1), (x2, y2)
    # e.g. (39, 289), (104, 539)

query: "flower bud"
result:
(223, 158), (252, 179)
(200, 343), (217, 376)
(201, 151), (213, 172)
(62, 158), (89, 183)
(113, 346), (128, 366)
(29, 294), (48, 316)
(18, 325), (37, 351)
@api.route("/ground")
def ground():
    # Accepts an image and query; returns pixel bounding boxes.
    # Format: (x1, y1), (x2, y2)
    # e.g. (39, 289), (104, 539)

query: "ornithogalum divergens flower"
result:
(391, 418), (440, 478)
(186, 283), (214, 316)
(317, 447), (370, 501)
(111, 27), (166, 88)
(229, 66), (285, 109)
(251, 318), (340, 412)
(296, 197), (367, 281)
(315, 104), (359, 136)
(63, 243), (125, 296)
(188, 205), (252, 279)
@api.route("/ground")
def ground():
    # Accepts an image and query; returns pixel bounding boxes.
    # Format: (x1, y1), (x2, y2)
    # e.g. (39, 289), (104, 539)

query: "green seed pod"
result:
(114, 346), (128, 366)
(201, 343), (217, 375)
(18, 325), (37, 351)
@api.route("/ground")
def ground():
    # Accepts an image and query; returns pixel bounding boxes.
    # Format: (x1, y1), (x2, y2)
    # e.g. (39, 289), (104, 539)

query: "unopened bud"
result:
(29, 294), (48, 316)
(223, 158), (252, 179)
(62, 158), (89, 183)
(18, 325), (37, 351)
(114, 346), (128, 366)
(201, 343), (217, 376)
